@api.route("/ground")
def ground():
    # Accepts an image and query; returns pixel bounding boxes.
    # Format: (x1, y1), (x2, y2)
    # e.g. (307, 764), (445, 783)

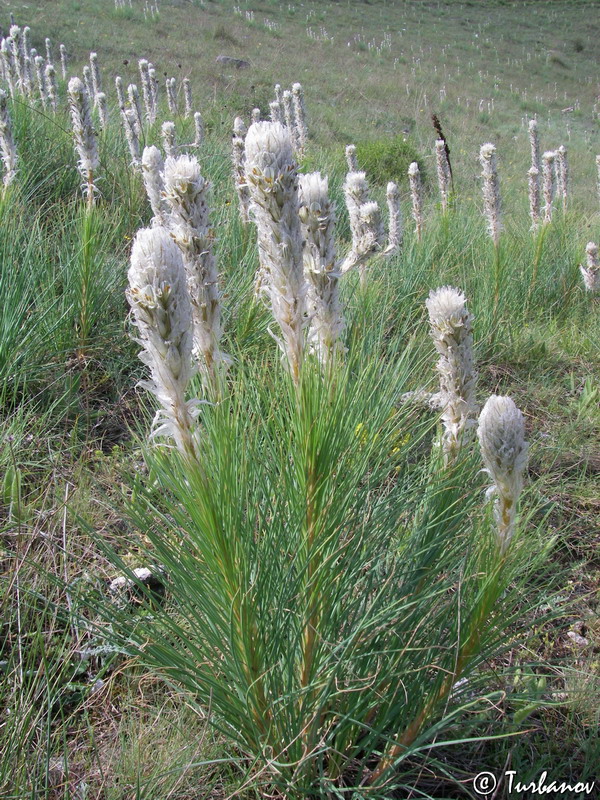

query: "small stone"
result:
(215, 55), (250, 70)
(566, 630), (589, 647)
(109, 566), (165, 599)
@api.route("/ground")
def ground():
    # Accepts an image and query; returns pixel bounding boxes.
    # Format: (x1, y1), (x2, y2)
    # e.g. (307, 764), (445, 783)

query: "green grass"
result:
(0, 0), (599, 797)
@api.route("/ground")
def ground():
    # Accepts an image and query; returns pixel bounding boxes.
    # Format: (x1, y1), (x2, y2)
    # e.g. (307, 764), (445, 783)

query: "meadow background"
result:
(0, 0), (598, 797)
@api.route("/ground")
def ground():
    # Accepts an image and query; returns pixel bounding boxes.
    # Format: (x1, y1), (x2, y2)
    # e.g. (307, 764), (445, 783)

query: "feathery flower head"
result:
(127, 83), (143, 134)
(163, 154), (229, 384)
(426, 285), (470, 330)
(542, 150), (555, 223)
(528, 118), (540, 169)
(580, 241), (600, 293)
(341, 170), (382, 276)
(345, 168), (368, 189)
(478, 394), (528, 551)
(59, 43), (67, 79)
(67, 76), (99, 196)
(183, 78), (192, 118)
(527, 166), (541, 230)
(384, 180), (402, 253)
(435, 139), (451, 211)
(586, 241), (598, 264)
(233, 116), (247, 137)
(427, 286), (477, 464)
(127, 226), (198, 456)
(298, 171), (344, 364)
(0, 39), (16, 97)
(299, 171), (330, 215)
(9, 26), (25, 95)
(82, 64), (93, 97)
(161, 120), (176, 157)
(96, 91), (108, 129)
(281, 89), (299, 151)
(33, 55), (46, 107)
(122, 108), (141, 166)
(292, 81), (308, 152)
(22, 53), (33, 98)
(148, 66), (159, 118)
(128, 235), (190, 372)
(244, 121), (306, 381)
(245, 119), (295, 179)
(298, 171), (336, 267)
(193, 111), (204, 147)
(9, 25), (21, 58)
(128, 228), (191, 331)
(359, 200), (382, 230)
(345, 143), (358, 172)
(269, 100), (281, 123)
(344, 170), (369, 203)
(89, 51), (101, 95)
(232, 117), (250, 223)
(479, 142), (502, 245)
(138, 58), (153, 120)
(45, 63), (58, 111)
(556, 144), (568, 208)
(0, 88), (17, 186)
(141, 145), (166, 225)
(408, 161), (424, 240)
(166, 76), (178, 115)
(115, 75), (125, 109)
(163, 153), (209, 231)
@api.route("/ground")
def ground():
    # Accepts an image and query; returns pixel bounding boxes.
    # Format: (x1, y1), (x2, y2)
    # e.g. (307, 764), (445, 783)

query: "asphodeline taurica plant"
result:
(341, 170), (384, 279)
(0, 89), (17, 187)
(162, 153), (230, 390)
(478, 394), (529, 553)
(426, 286), (478, 465)
(244, 121), (307, 384)
(298, 171), (345, 365)
(67, 76), (99, 205)
(126, 227), (200, 460)
(408, 161), (424, 241)
(479, 143), (502, 245)
(580, 241), (600, 293)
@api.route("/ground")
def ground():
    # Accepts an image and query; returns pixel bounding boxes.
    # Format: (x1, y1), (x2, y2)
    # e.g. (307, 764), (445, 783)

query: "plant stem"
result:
(527, 222), (547, 310)
(492, 239), (502, 324)
(77, 207), (95, 369)
(298, 447), (321, 765)
(87, 169), (95, 210)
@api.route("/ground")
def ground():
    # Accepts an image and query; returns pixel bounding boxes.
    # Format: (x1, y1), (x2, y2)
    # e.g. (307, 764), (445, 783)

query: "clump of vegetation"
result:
(1, 0), (599, 796)
(355, 135), (425, 187)
(212, 24), (240, 46)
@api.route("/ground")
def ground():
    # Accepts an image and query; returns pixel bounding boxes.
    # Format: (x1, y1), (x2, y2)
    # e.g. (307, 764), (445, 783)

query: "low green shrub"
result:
(355, 135), (425, 187)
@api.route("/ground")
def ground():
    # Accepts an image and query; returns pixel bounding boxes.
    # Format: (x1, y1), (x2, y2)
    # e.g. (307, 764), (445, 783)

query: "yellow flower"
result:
(354, 422), (369, 446)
